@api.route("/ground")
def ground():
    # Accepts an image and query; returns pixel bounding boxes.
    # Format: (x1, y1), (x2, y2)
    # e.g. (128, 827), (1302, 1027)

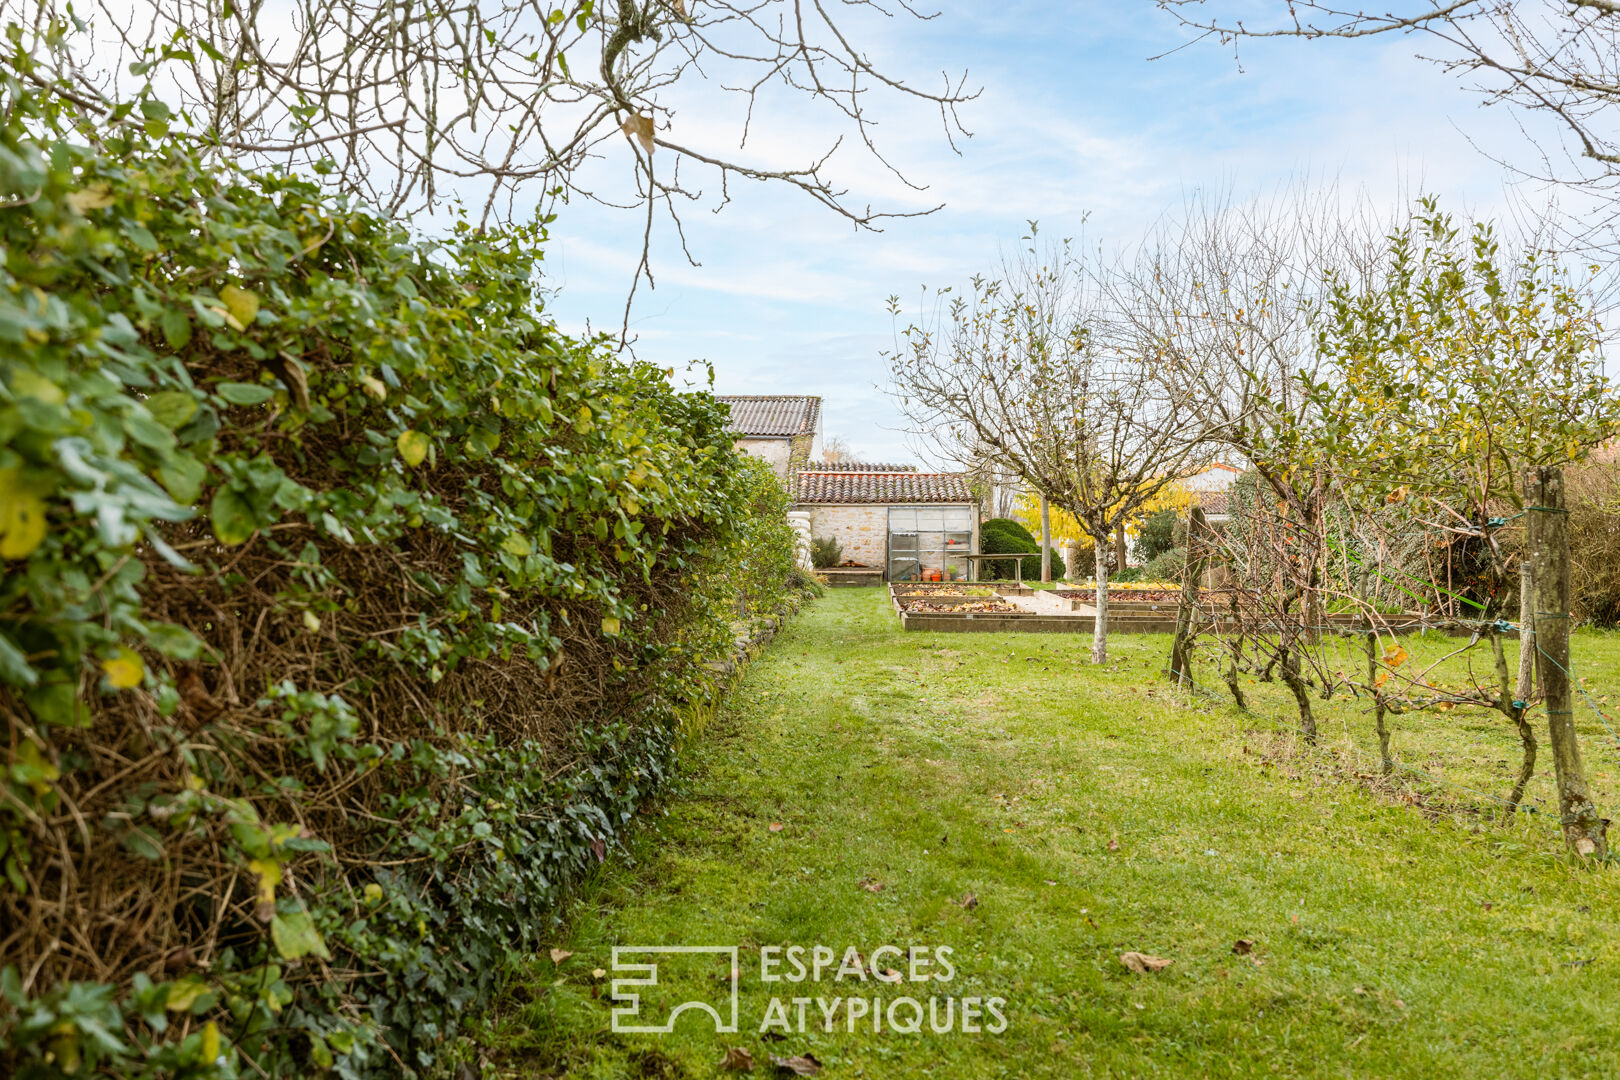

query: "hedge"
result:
(979, 518), (1064, 580)
(0, 49), (802, 1079)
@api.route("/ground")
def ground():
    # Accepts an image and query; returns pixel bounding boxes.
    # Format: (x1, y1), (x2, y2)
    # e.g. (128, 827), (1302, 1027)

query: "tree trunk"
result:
(1280, 649), (1317, 744)
(1302, 483), (1325, 645)
(1040, 495), (1051, 584)
(1364, 629), (1392, 776)
(1529, 466), (1608, 858)
(1222, 649), (1247, 710)
(1501, 560), (1537, 821)
(1091, 539), (1110, 664)
(1515, 558), (1535, 705)
(1115, 520), (1129, 574)
(1489, 624), (1536, 821)
(1168, 506), (1207, 688)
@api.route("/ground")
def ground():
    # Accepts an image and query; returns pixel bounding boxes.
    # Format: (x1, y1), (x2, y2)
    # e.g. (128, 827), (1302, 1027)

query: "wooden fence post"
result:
(1168, 505), (1208, 687)
(1529, 466), (1609, 858)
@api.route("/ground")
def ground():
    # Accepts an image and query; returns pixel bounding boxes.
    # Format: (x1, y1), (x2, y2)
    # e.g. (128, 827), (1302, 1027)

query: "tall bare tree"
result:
(1105, 188), (1383, 735)
(819, 435), (860, 464)
(887, 230), (1206, 662)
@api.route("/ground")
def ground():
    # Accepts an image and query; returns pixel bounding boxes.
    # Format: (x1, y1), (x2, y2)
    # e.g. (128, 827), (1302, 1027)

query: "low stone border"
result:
(703, 596), (805, 679)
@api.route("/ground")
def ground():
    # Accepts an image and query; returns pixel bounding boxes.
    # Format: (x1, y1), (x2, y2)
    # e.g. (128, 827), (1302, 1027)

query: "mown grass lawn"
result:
(478, 589), (1620, 1078)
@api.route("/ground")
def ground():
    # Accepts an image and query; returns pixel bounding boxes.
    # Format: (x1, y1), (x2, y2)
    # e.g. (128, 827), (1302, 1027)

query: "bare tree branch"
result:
(9, 0), (978, 324)
(1151, 0), (1620, 254)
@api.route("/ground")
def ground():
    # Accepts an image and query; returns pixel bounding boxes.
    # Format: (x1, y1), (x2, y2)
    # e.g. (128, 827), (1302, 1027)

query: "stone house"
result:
(793, 466), (981, 582)
(716, 395), (821, 480)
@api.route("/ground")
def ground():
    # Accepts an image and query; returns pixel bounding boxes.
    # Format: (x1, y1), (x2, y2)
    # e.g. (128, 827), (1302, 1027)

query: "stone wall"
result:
(808, 504), (887, 569)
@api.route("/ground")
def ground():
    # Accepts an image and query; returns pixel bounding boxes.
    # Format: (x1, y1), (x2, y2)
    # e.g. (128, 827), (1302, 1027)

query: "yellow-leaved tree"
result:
(1012, 480), (1197, 573)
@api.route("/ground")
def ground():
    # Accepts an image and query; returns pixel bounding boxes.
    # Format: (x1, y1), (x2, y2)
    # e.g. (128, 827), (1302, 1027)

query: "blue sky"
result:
(538, 2), (1553, 465)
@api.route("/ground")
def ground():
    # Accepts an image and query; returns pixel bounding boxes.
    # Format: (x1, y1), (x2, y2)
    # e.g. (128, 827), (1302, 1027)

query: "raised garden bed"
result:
(822, 567), (884, 587)
(899, 611), (1181, 634)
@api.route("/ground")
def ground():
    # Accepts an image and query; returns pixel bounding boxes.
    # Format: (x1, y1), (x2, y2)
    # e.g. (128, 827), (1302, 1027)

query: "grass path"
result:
(483, 589), (1620, 1078)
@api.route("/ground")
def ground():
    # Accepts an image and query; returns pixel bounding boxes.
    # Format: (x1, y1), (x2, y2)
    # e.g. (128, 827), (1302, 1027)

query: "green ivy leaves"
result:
(216, 382), (274, 406)
(397, 429), (430, 467)
(209, 487), (257, 545)
(0, 55), (796, 1080)
(269, 909), (331, 961)
(0, 471), (49, 559)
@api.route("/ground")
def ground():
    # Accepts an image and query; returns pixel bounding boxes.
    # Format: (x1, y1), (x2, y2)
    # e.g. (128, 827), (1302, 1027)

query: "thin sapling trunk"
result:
(1092, 538), (1110, 664)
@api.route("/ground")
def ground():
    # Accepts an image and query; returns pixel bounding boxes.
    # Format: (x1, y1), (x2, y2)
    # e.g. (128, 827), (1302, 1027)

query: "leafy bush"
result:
(729, 459), (806, 612)
(810, 535), (843, 569)
(1134, 508), (1180, 563)
(980, 518), (1064, 580)
(1143, 547), (1187, 585)
(0, 60), (803, 1078)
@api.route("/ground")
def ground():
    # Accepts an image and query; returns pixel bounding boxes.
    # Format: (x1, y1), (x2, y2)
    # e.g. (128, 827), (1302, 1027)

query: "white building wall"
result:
(1184, 464), (1240, 491)
(735, 437), (793, 478)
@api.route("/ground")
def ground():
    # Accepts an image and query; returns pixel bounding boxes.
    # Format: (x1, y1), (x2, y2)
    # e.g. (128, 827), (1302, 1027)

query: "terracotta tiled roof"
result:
(1199, 490), (1230, 515)
(794, 470), (976, 504)
(717, 395), (821, 438)
(805, 461), (917, 472)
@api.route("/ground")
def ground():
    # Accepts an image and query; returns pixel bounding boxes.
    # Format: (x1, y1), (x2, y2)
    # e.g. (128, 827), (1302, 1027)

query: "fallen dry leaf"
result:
(548, 948), (572, 964)
(1120, 952), (1173, 974)
(620, 113), (656, 154)
(1106, 839), (1120, 851)
(1232, 939), (1254, 956)
(859, 877), (884, 893)
(769, 822), (785, 833)
(719, 1046), (755, 1072)
(771, 1054), (823, 1076)
(958, 892), (979, 910)
(592, 968), (606, 979)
